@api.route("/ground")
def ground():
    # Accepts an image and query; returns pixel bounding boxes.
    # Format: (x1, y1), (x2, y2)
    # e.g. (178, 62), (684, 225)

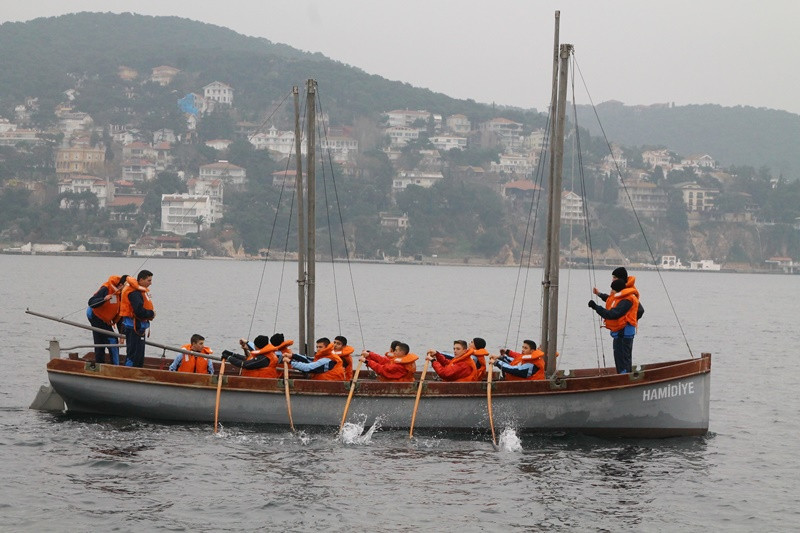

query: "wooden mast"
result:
(540, 10), (560, 366)
(542, 42), (573, 377)
(305, 79), (317, 353)
(293, 86), (307, 355)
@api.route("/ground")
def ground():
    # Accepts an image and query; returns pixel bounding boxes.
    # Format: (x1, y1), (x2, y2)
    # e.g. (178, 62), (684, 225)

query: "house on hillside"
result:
(55, 144), (105, 177)
(620, 180), (668, 217)
(501, 179), (541, 201)
(160, 194), (217, 235)
(676, 182), (718, 212)
(58, 175), (113, 209)
(151, 65), (181, 86)
(561, 191), (586, 224)
(203, 81), (234, 106)
(392, 170), (444, 192)
(199, 161), (246, 188)
(446, 114), (471, 135)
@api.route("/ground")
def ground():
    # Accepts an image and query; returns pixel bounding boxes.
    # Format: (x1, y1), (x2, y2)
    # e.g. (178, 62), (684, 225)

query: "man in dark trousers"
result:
(119, 270), (155, 367)
(86, 274), (127, 364)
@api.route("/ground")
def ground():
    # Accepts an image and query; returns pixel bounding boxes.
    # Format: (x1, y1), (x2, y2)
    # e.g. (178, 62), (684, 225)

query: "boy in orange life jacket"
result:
(491, 340), (546, 380)
(119, 270), (155, 367)
(427, 339), (480, 382)
(169, 333), (214, 374)
(86, 274), (127, 365)
(333, 335), (355, 380)
(220, 335), (274, 375)
(360, 342), (419, 382)
(283, 337), (345, 380)
(593, 266), (645, 320)
(589, 278), (640, 374)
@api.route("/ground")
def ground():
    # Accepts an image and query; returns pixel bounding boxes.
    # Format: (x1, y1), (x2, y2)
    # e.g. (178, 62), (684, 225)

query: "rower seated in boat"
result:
(490, 339), (545, 381)
(332, 335), (355, 380)
(360, 342), (418, 382)
(283, 338), (345, 380)
(426, 339), (481, 382)
(169, 333), (215, 374)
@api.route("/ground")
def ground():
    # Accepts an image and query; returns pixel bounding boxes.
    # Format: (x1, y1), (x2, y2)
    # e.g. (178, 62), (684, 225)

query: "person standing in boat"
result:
(169, 333), (215, 374)
(86, 274), (127, 365)
(222, 334), (293, 378)
(333, 335), (356, 380)
(588, 277), (640, 374)
(282, 337), (345, 380)
(119, 270), (155, 367)
(593, 267), (644, 320)
(360, 342), (418, 382)
(490, 340), (546, 381)
(426, 339), (480, 382)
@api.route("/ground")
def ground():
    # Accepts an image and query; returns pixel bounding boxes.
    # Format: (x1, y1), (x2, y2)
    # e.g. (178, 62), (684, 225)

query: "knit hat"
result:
(253, 335), (270, 349)
(611, 278), (627, 292)
(611, 267), (628, 280)
(473, 337), (487, 349)
(270, 333), (285, 346)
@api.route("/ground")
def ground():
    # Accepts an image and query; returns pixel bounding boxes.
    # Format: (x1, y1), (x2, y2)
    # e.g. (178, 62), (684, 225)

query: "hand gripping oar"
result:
(213, 358), (226, 434)
(339, 357), (364, 434)
(487, 364), (498, 449)
(408, 358), (430, 439)
(284, 359), (295, 432)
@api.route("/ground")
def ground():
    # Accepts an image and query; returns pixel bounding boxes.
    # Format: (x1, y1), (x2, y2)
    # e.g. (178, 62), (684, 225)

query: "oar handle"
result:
(409, 358), (430, 439)
(213, 358), (227, 434)
(487, 365), (497, 447)
(284, 360), (295, 431)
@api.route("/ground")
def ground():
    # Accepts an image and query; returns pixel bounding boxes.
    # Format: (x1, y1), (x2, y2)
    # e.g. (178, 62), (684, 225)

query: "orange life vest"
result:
(377, 353), (419, 382)
(473, 348), (489, 380)
(603, 287), (639, 333)
(335, 345), (355, 380)
(242, 339), (295, 378)
(177, 344), (213, 374)
(445, 349), (479, 382)
(91, 275), (124, 325)
(119, 276), (154, 319)
(312, 344), (345, 381)
(504, 349), (546, 381)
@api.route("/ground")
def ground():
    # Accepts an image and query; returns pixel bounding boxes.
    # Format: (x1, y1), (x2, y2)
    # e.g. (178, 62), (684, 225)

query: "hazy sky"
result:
(3, 1), (799, 114)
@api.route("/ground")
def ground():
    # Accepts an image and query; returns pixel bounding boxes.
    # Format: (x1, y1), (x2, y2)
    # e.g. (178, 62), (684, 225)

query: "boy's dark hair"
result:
(454, 339), (468, 349)
(397, 342), (410, 355)
(472, 337), (487, 350)
(334, 335), (347, 345)
(523, 339), (537, 351)
(253, 335), (270, 349)
(190, 333), (205, 345)
(390, 340), (401, 350)
(137, 269), (153, 281)
(270, 333), (285, 346)
(317, 337), (331, 346)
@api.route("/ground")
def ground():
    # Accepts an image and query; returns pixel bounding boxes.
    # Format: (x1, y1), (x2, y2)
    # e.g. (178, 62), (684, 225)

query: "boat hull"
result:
(45, 354), (710, 438)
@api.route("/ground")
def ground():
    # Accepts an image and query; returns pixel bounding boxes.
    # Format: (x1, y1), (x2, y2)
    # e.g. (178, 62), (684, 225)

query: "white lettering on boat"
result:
(642, 382), (694, 402)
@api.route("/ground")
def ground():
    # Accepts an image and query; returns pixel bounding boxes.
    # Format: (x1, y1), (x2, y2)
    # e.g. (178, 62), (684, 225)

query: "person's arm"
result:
(368, 357), (409, 380)
(431, 352), (473, 381)
(495, 359), (540, 379)
(591, 299), (632, 320)
(207, 359), (215, 374)
(239, 354), (271, 370)
(88, 286), (110, 308)
(290, 357), (335, 374)
(168, 353), (183, 371)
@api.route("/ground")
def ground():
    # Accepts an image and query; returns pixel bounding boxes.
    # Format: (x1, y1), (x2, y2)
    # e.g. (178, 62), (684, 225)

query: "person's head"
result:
(253, 335), (270, 349)
(270, 333), (284, 346)
(453, 340), (468, 356)
(522, 339), (537, 354)
(395, 342), (410, 356)
(190, 333), (205, 351)
(390, 340), (401, 351)
(316, 337), (331, 351)
(611, 278), (626, 293)
(472, 337), (486, 350)
(137, 269), (154, 288)
(334, 335), (347, 350)
(611, 266), (628, 281)
(117, 274), (129, 289)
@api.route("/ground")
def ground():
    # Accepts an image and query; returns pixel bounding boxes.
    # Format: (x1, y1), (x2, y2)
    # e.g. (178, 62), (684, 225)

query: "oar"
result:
(408, 357), (430, 439)
(283, 359), (295, 432)
(213, 358), (226, 434)
(339, 357), (364, 434)
(487, 363), (498, 449)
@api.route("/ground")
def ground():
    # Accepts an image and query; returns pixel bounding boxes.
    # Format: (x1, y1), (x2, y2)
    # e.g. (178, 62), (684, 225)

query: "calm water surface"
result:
(1, 255), (798, 531)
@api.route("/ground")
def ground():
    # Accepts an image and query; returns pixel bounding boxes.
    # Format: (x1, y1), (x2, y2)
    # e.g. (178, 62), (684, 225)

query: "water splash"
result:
(497, 427), (523, 452)
(339, 415), (383, 445)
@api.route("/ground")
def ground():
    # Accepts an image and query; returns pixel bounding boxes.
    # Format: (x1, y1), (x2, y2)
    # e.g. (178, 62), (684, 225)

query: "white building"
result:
(386, 126), (420, 147)
(187, 178), (224, 209)
(490, 153), (536, 177)
(58, 176), (113, 209)
(429, 135), (467, 152)
(203, 81), (234, 105)
(561, 190), (585, 224)
(249, 126), (302, 156)
(385, 109), (431, 127)
(160, 194), (217, 235)
(321, 135), (358, 162)
(150, 65), (180, 86)
(199, 161), (246, 187)
(392, 171), (444, 192)
(122, 158), (156, 182)
(642, 149), (672, 169)
(380, 212), (409, 229)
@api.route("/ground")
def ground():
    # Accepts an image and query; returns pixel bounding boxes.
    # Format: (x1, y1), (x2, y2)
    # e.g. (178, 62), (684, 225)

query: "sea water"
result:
(1, 255), (799, 531)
